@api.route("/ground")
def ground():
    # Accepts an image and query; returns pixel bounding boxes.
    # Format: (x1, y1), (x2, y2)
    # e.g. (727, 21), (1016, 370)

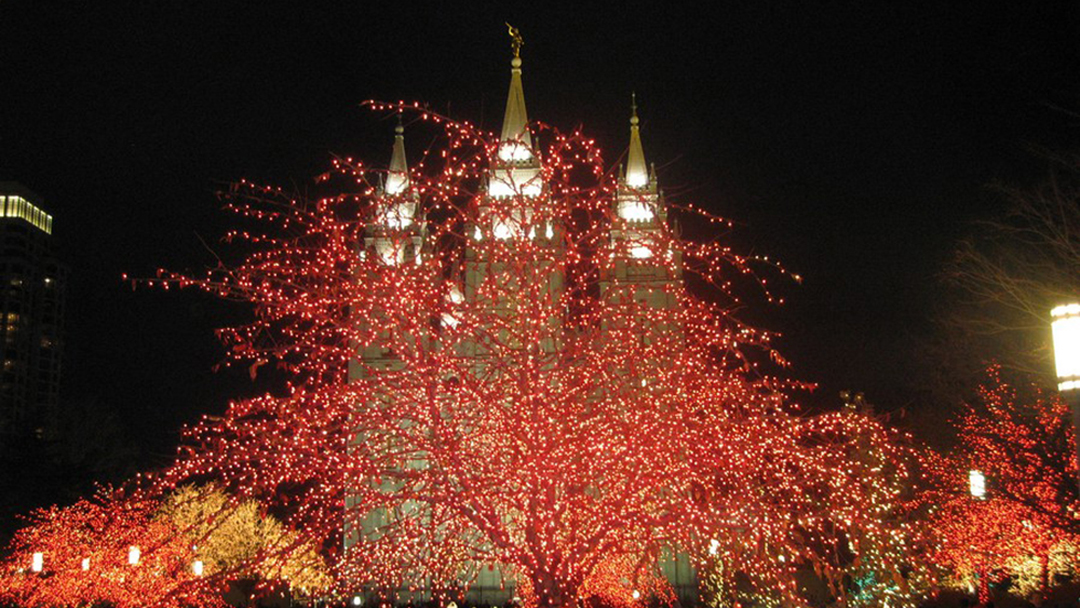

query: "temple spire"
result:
(625, 93), (649, 188)
(499, 24), (533, 162)
(385, 115), (409, 195)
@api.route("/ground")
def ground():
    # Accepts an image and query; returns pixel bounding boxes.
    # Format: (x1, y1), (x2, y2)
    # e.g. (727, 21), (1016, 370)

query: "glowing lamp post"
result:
(968, 469), (986, 499)
(1051, 303), (1080, 484)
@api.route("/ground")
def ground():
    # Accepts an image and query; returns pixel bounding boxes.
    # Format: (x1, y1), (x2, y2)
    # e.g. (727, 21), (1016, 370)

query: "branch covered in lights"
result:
(2, 105), (918, 608)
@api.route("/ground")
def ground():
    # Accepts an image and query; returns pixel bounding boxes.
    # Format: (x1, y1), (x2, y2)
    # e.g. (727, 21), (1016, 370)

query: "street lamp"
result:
(1051, 303), (1080, 480)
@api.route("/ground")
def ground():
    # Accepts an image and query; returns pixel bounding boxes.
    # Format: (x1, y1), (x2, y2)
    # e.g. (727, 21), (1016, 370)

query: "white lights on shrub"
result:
(128, 545), (141, 565)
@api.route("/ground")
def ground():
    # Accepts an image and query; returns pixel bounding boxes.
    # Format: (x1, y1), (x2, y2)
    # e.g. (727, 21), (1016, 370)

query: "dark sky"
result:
(0, 2), (1077, 462)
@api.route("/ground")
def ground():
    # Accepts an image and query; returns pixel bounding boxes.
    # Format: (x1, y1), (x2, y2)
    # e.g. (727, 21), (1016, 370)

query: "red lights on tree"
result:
(922, 366), (1080, 604)
(1, 106), (921, 608)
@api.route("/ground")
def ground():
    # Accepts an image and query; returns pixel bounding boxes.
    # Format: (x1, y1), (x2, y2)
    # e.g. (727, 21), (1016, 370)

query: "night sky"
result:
(0, 2), (1076, 468)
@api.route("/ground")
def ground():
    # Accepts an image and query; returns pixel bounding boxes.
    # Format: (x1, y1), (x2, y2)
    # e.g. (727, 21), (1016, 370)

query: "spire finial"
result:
(386, 119), (409, 195)
(624, 93), (648, 188)
(498, 24), (533, 162)
(506, 23), (523, 65)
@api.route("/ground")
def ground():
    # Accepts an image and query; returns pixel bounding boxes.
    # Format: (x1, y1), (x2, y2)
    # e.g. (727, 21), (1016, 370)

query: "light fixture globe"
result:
(1051, 303), (1080, 391)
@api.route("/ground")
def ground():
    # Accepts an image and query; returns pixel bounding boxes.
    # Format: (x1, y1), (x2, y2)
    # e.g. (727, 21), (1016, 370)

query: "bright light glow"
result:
(545, 222), (554, 239)
(192, 560), (204, 576)
(630, 246), (653, 259)
(128, 545), (140, 565)
(631, 590), (641, 600)
(498, 141), (533, 163)
(81, 557), (90, 571)
(448, 286), (464, 304)
(489, 178), (542, 198)
(1052, 303), (1080, 391)
(489, 167), (542, 198)
(352, 596), (363, 606)
(708, 539), (720, 555)
(626, 169), (649, 189)
(493, 221), (512, 240)
(31, 552), (43, 573)
(617, 199), (655, 222)
(969, 469), (986, 499)
(491, 208), (536, 241)
(443, 285), (463, 329)
(383, 202), (414, 229)
(385, 172), (408, 196)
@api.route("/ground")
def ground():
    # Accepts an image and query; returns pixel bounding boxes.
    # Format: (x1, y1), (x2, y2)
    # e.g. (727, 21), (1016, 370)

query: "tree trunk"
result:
(1039, 552), (1050, 606)
(533, 569), (577, 608)
(977, 569), (990, 606)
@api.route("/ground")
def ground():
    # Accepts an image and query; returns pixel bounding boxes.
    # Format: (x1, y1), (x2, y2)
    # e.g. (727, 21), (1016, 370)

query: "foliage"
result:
(1, 100), (924, 608)
(145, 104), (923, 608)
(702, 393), (931, 608)
(921, 366), (1080, 603)
(0, 489), (223, 608)
(0, 484), (330, 607)
(160, 485), (331, 596)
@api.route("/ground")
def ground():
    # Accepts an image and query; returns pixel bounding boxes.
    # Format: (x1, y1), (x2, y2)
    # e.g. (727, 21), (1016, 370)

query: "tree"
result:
(921, 366), (1080, 604)
(699, 393), (931, 608)
(150, 106), (920, 608)
(160, 485), (331, 597)
(942, 156), (1080, 383)
(0, 484), (330, 607)
(1, 106), (921, 608)
(0, 489), (220, 608)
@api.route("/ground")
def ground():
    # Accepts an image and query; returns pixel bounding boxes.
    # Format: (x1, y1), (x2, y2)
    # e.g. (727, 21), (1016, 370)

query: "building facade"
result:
(0, 183), (64, 437)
